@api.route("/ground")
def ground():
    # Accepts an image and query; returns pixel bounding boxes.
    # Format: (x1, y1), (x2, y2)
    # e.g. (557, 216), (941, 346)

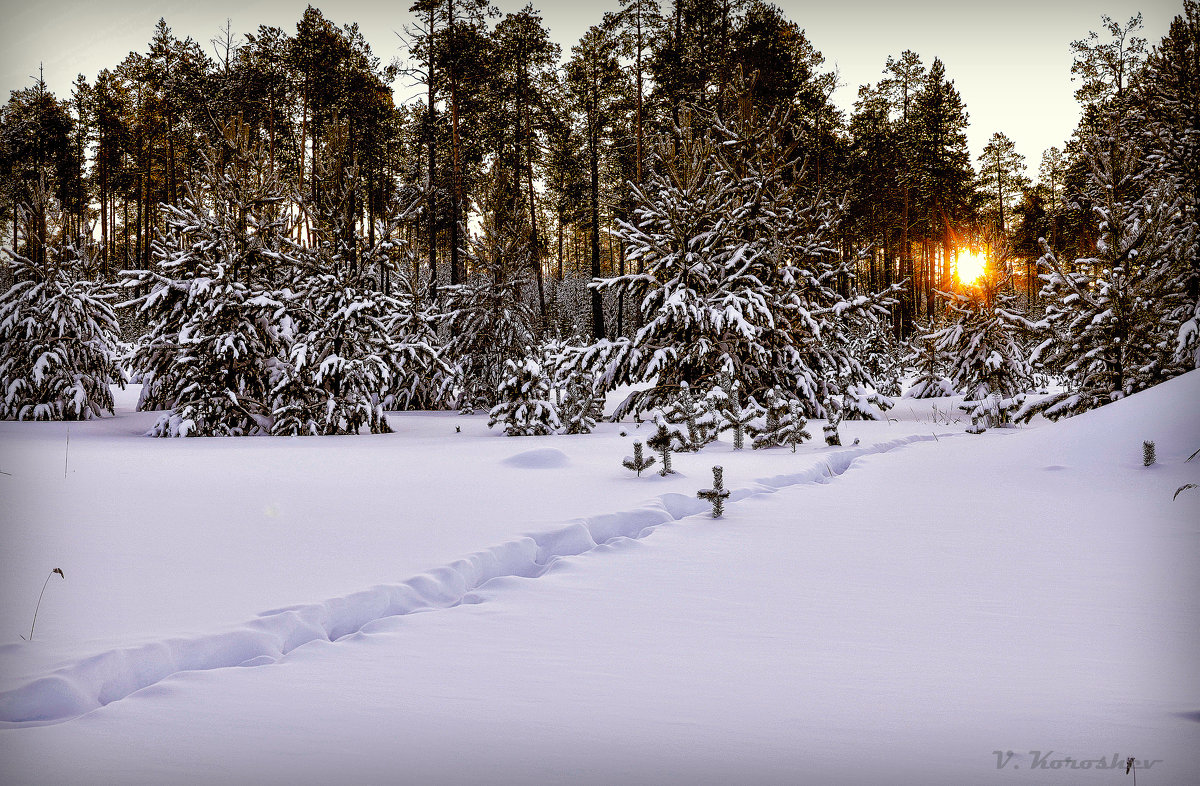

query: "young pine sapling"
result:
(823, 396), (842, 446)
(698, 466), (731, 518)
(646, 419), (678, 476)
(710, 376), (759, 450)
(622, 440), (656, 477)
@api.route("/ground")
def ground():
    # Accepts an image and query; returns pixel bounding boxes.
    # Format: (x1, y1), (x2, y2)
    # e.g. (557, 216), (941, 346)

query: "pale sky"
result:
(0, 0), (1185, 173)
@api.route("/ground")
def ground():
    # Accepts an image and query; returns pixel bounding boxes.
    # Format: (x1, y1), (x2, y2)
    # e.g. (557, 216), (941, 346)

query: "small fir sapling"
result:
(752, 387), (811, 450)
(663, 382), (716, 451)
(697, 465), (731, 518)
(622, 440), (656, 476)
(751, 387), (782, 449)
(1143, 441), (1156, 467)
(646, 417), (680, 476)
(823, 396), (842, 446)
(965, 394), (1003, 434)
(488, 355), (561, 436)
(903, 325), (957, 398)
(783, 400), (811, 452)
(560, 371), (603, 435)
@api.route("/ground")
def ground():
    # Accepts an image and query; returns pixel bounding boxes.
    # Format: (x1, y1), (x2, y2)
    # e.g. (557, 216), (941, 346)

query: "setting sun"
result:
(955, 250), (988, 283)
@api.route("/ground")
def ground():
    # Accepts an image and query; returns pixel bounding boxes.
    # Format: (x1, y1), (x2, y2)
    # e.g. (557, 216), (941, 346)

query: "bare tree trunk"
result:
(588, 71), (605, 340)
(448, 0), (463, 287)
(427, 4), (438, 301)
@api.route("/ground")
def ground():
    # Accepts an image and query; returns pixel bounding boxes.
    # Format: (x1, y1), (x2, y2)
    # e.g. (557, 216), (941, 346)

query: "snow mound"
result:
(1016, 369), (1199, 463)
(501, 447), (570, 469)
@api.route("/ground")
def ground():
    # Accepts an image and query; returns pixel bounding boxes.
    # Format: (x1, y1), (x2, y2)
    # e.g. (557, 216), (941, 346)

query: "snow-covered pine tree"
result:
(1142, 1), (1200, 371)
(271, 172), (443, 436)
(924, 270), (1032, 429)
(444, 197), (538, 411)
(903, 321), (957, 398)
(371, 213), (450, 412)
(708, 374), (761, 450)
(558, 369), (603, 435)
(488, 353), (561, 436)
(752, 386), (811, 451)
(270, 268), (413, 436)
(578, 91), (897, 419)
(850, 322), (903, 397)
(124, 238), (285, 436)
(1019, 131), (1193, 421)
(1181, 297), (1200, 370)
(0, 248), (125, 420)
(122, 123), (295, 436)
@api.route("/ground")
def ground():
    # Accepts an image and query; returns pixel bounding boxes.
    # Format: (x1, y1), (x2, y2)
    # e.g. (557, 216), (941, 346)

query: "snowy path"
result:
(0, 434), (944, 725)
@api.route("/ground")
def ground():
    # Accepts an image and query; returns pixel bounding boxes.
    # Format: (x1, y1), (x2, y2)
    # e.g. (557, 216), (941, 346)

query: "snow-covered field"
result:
(1, 374), (1197, 785)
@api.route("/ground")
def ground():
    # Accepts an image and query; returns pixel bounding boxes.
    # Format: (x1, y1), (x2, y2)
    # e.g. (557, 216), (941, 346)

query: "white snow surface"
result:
(1, 374), (1198, 784)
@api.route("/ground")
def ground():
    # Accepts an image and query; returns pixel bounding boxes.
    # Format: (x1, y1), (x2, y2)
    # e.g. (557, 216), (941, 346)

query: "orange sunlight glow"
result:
(956, 250), (987, 284)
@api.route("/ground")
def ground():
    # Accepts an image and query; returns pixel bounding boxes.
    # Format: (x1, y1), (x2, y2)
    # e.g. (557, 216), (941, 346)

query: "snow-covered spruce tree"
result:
(271, 170), (443, 436)
(925, 270), (1032, 429)
(850, 322), (904, 398)
(487, 352), (560, 436)
(124, 229), (287, 436)
(578, 99), (895, 419)
(123, 124), (295, 436)
(1142, 1), (1200, 371)
(0, 247), (125, 420)
(372, 225), (451, 411)
(558, 369), (603, 435)
(270, 267), (415, 436)
(903, 321), (957, 398)
(708, 374), (761, 450)
(1019, 132), (1194, 421)
(444, 197), (538, 411)
(752, 386), (811, 451)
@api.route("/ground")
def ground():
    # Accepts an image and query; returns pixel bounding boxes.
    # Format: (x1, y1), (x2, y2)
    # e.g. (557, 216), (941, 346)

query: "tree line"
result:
(0, 0), (1149, 336)
(0, 1), (1196, 435)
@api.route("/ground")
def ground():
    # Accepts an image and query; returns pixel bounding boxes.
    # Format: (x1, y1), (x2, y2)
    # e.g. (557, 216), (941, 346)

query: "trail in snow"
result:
(0, 433), (947, 726)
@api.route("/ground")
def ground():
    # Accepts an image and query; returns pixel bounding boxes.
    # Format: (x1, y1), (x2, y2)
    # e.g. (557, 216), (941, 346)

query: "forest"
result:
(0, 0), (1197, 436)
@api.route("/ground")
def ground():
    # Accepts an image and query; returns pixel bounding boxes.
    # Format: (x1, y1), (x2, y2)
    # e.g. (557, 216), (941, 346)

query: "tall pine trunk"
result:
(588, 74), (604, 340)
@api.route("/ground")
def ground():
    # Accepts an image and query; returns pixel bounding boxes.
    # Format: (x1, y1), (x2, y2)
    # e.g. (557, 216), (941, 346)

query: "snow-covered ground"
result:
(1, 374), (1197, 784)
